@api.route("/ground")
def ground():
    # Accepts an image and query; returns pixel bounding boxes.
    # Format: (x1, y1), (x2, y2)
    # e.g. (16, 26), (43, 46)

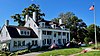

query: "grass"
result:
(37, 43), (100, 56)
(77, 51), (100, 56)
(0, 43), (99, 56)
(0, 51), (11, 56)
(0, 49), (29, 56)
(37, 48), (82, 56)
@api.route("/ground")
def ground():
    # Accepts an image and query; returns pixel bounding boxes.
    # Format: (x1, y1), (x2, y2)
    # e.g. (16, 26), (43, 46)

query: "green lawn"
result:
(37, 48), (82, 56)
(0, 51), (11, 56)
(77, 51), (100, 56)
(0, 43), (99, 56)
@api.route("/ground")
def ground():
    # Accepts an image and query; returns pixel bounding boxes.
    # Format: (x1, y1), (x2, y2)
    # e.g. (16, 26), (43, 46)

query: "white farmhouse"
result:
(0, 12), (70, 51)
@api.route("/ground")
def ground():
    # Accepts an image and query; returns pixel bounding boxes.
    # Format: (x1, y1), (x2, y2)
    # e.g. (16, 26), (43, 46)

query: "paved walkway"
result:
(18, 51), (44, 56)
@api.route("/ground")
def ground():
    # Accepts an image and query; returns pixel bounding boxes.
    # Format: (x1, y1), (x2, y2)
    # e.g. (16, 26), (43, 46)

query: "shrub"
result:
(15, 49), (29, 55)
(84, 37), (91, 43)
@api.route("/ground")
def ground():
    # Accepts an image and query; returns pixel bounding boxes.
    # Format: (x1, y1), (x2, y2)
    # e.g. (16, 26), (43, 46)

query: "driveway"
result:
(18, 51), (44, 56)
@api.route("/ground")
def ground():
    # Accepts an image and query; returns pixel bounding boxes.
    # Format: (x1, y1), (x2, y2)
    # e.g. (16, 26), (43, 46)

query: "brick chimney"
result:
(5, 20), (9, 26)
(33, 12), (36, 22)
(59, 19), (62, 24)
(25, 15), (29, 22)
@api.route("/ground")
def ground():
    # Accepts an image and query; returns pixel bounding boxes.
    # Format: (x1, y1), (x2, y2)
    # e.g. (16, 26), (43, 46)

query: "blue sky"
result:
(0, 0), (100, 27)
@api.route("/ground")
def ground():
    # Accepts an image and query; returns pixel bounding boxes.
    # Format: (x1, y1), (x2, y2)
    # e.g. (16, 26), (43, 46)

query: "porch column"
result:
(69, 32), (70, 41)
(39, 29), (43, 47)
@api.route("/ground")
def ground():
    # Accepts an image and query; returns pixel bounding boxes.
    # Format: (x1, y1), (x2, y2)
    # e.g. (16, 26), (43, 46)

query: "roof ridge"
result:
(7, 25), (31, 29)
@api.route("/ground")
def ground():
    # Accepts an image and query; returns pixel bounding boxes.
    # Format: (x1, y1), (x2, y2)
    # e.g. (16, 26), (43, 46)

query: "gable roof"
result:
(6, 25), (38, 38)
(36, 19), (62, 28)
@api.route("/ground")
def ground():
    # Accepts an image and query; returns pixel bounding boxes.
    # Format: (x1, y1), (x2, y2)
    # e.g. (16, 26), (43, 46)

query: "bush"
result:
(15, 49), (29, 55)
(0, 51), (12, 56)
(64, 42), (79, 48)
(31, 46), (50, 52)
(84, 37), (91, 43)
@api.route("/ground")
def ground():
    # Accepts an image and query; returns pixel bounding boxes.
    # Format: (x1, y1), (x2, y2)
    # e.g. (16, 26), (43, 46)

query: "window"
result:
(21, 31), (23, 34)
(53, 24), (56, 28)
(49, 39), (52, 44)
(27, 31), (29, 35)
(42, 31), (46, 35)
(42, 40), (45, 45)
(13, 41), (17, 47)
(18, 41), (21, 46)
(42, 23), (45, 27)
(54, 33), (56, 37)
(47, 39), (52, 44)
(34, 24), (36, 27)
(13, 41), (26, 47)
(63, 32), (66, 36)
(21, 31), (30, 35)
(47, 39), (49, 44)
(63, 39), (66, 44)
(32, 40), (38, 46)
(63, 26), (65, 29)
(32, 40), (34, 45)
(67, 33), (69, 41)
(44, 39), (46, 44)
(35, 40), (38, 46)
(58, 32), (61, 35)
(67, 33), (69, 38)
(24, 31), (26, 35)
(47, 31), (52, 35)
(29, 24), (30, 27)
(42, 39), (46, 45)
(6, 32), (8, 37)
(54, 40), (55, 43)
(22, 41), (25, 46)
(58, 39), (61, 44)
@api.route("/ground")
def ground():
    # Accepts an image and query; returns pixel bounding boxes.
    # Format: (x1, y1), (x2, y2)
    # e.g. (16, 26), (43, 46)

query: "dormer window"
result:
(42, 22), (45, 27)
(20, 30), (30, 36)
(63, 26), (65, 29)
(21, 31), (23, 34)
(61, 26), (65, 29)
(24, 31), (26, 35)
(54, 24), (56, 28)
(39, 22), (45, 27)
(27, 31), (29, 35)
(51, 24), (56, 28)
(29, 24), (30, 27)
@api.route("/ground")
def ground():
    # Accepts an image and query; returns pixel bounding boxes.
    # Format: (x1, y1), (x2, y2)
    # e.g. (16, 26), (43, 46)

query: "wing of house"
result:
(0, 24), (38, 51)
(0, 12), (70, 51)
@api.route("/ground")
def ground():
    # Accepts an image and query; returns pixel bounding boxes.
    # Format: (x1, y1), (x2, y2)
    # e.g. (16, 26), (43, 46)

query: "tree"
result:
(52, 12), (87, 42)
(87, 24), (100, 42)
(68, 16), (87, 42)
(11, 4), (45, 26)
(11, 14), (25, 26)
(84, 37), (91, 43)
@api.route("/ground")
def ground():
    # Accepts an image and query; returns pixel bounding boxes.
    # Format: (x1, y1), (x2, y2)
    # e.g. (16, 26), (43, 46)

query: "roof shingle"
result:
(6, 25), (38, 38)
